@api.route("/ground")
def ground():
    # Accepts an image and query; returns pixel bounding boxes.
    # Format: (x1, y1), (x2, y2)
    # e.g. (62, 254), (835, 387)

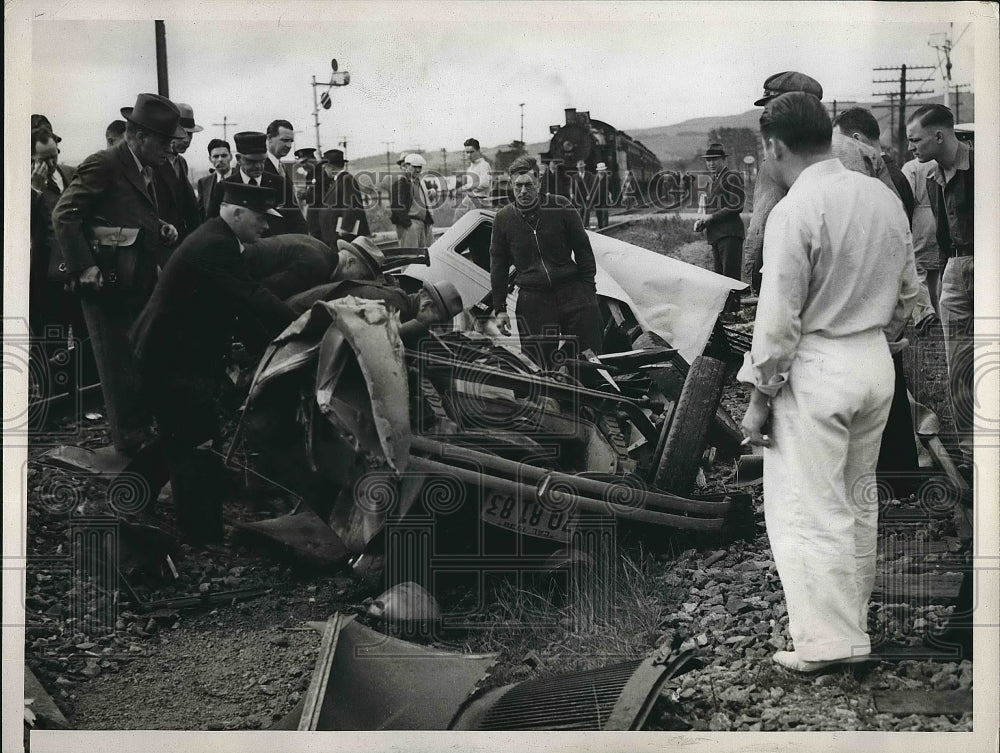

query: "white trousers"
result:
(763, 330), (894, 660)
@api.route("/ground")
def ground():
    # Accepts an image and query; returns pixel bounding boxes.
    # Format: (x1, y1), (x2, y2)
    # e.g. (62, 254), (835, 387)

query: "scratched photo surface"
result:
(4, 2), (998, 752)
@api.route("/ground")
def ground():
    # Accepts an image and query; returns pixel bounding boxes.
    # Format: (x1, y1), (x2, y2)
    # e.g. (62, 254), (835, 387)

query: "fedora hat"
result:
(233, 131), (268, 158)
(221, 182), (283, 216)
(120, 93), (186, 139)
(321, 148), (347, 165)
(175, 103), (204, 133)
(294, 147), (318, 160)
(337, 237), (385, 278)
(700, 142), (728, 159)
(422, 280), (464, 320)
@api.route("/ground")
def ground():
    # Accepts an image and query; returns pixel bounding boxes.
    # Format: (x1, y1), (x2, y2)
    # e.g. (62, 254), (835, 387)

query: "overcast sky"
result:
(22, 1), (981, 174)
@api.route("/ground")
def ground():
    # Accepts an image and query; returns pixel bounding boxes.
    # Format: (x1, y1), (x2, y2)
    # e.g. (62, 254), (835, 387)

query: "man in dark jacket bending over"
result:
(489, 156), (602, 369)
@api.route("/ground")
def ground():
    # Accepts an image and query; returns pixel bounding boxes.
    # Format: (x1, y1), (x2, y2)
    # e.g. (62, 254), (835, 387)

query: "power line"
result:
(872, 64), (935, 150)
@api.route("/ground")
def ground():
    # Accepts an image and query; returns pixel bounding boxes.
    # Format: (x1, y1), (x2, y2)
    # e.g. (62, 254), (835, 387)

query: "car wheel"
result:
(652, 355), (726, 494)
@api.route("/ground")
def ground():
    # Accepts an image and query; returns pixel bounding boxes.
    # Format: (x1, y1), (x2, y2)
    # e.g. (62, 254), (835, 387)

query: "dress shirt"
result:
(738, 158), (919, 396)
(241, 170), (259, 186)
(267, 153), (282, 174)
(465, 157), (492, 198)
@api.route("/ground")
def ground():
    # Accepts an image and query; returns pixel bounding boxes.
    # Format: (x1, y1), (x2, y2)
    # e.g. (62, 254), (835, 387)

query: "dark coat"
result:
(152, 154), (201, 263)
(488, 194), (597, 312)
(389, 173), (434, 228)
(243, 234), (336, 300)
(311, 169), (371, 244)
(703, 167), (746, 243)
(220, 169), (308, 236)
(30, 163), (76, 283)
(130, 217), (296, 374)
(52, 140), (165, 308)
(196, 171), (233, 222)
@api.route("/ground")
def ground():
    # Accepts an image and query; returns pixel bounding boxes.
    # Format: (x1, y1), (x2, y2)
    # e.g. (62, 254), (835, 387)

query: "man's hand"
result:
(693, 218), (706, 232)
(31, 161), (49, 193)
(75, 265), (104, 295)
(741, 389), (772, 448)
(159, 222), (179, 245)
(496, 311), (511, 336)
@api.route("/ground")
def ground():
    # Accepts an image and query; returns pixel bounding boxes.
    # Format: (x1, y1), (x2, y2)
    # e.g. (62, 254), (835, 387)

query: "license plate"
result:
(480, 491), (577, 542)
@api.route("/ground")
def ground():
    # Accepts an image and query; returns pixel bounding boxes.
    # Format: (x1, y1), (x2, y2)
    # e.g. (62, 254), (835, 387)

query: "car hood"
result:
(402, 210), (746, 363)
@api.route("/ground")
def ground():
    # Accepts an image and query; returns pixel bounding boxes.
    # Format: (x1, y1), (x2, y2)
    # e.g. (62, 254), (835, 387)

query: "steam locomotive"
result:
(540, 108), (661, 199)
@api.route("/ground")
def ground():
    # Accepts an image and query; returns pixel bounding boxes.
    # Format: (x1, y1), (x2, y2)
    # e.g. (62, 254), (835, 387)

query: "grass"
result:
(458, 545), (677, 688)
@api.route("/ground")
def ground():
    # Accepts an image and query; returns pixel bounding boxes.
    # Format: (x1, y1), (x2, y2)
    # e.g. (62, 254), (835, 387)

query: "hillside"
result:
(345, 92), (974, 174)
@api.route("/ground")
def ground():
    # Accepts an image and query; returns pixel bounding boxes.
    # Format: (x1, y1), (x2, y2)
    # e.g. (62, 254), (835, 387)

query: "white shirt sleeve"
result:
(736, 201), (811, 396)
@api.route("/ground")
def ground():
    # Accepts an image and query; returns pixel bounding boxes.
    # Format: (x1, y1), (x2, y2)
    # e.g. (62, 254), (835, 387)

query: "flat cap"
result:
(754, 71), (823, 106)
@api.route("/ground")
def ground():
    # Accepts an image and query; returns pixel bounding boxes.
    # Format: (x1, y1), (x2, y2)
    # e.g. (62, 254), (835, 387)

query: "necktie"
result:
(142, 166), (158, 208)
(249, 177), (258, 186)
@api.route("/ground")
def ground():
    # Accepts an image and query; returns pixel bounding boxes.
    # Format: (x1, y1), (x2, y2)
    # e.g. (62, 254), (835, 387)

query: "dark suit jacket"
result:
(31, 163), (76, 283)
(52, 140), (164, 307)
(389, 174), (433, 227)
(703, 167), (746, 243)
(243, 234), (336, 300)
(131, 217), (296, 374)
(196, 172), (233, 222)
(152, 155), (201, 263)
(312, 169), (371, 244)
(221, 170), (308, 236)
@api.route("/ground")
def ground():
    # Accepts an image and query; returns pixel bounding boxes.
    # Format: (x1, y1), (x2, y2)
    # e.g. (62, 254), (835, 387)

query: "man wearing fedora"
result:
(125, 182), (297, 543)
(152, 102), (202, 260)
(694, 143), (745, 284)
(214, 131), (307, 235)
(53, 92), (185, 457)
(311, 148), (370, 246)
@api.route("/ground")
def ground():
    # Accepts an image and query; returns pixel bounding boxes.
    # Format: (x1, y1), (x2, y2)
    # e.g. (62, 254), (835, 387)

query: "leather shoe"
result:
(772, 650), (871, 673)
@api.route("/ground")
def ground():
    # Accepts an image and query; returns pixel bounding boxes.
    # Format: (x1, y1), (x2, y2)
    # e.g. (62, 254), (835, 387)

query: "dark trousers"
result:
(515, 278), (603, 369)
(120, 367), (226, 542)
(596, 208), (609, 229)
(875, 351), (920, 499)
(79, 295), (152, 454)
(711, 235), (743, 281)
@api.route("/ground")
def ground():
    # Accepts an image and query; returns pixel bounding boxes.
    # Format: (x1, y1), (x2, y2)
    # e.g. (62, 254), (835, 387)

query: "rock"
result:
(144, 619), (158, 635)
(198, 582), (211, 594)
(766, 635), (786, 650)
(726, 599), (755, 616)
(267, 635), (290, 647)
(54, 676), (73, 687)
(260, 684), (277, 696)
(930, 669), (957, 691)
(719, 686), (751, 704)
(708, 711), (732, 731)
(695, 633), (709, 647)
(813, 674), (839, 687)
(770, 686), (785, 700)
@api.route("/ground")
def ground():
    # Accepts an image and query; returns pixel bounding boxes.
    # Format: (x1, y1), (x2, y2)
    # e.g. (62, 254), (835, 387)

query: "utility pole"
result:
(340, 136), (349, 151)
(154, 21), (169, 97)
(873, 64), (934, 151)
(212, 116), (238, 140)
(311, 75), (322, 155)
(382, 141), (394, 175)
(519, 103), (525, 144)
(441, 148), (448, 174)
(310, 59), (351, 157)
(952, 83), (971, 123)
(930, 23), (971, 109)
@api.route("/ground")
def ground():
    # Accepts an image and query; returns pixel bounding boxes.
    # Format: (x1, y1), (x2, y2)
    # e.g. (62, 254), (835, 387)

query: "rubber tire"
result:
(653, 355), (726, 494)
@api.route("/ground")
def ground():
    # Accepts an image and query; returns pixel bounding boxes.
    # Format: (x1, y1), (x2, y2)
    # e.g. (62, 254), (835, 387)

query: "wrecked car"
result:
(236, 210), (751, 566)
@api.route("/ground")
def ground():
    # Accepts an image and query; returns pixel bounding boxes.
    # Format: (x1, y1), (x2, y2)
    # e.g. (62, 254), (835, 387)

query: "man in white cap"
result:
(594, 162), (611, 229)
(390, 153), (434, 246)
